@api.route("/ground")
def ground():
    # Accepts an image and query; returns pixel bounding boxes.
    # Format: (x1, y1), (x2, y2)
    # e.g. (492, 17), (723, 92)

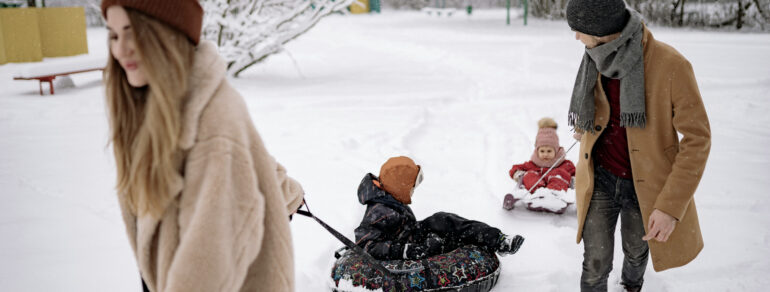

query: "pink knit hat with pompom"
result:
(531, 117), (565, 167)
(535, 117), (559, 150)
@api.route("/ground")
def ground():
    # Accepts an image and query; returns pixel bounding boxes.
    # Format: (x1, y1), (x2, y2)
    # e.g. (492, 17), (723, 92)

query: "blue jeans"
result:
(581, 165), (649, 292)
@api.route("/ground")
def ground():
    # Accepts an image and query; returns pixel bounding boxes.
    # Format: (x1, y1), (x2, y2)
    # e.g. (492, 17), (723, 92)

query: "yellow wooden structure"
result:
(0, 8), (43, 64)
(0, 7), (88, 65)
(349, 0), (369, 14)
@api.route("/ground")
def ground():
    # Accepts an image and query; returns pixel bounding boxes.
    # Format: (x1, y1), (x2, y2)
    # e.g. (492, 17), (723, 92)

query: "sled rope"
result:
(526, 140), (579, 193)
(294, 199), (393, 276)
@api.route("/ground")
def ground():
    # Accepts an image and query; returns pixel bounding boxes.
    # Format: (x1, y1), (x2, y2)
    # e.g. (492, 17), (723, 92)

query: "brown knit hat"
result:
(379, 156), (423, 205)
(101, 0), (204, 44)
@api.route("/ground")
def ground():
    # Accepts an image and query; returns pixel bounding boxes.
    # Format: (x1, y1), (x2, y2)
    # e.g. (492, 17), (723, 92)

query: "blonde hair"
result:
(105, 8), (196, 218)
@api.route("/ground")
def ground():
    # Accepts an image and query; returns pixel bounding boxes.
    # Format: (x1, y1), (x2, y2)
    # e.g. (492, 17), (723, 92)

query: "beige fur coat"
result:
(117, 41), (304, 292)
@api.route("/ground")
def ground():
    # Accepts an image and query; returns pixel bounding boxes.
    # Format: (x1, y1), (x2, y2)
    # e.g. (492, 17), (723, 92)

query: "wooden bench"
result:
(12, 55), (106, 95)
(14, 67), (104, 95)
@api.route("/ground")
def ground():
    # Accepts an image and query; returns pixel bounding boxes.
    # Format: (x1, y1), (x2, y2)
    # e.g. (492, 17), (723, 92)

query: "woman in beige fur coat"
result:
(102, 1), (304, 291)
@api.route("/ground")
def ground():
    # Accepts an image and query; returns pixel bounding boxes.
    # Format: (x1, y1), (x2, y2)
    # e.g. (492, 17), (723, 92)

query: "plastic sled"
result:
(503, 178), (575, 214)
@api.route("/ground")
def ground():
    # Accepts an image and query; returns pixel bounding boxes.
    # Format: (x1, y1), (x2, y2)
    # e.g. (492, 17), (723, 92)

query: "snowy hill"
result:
(1, 9), (769, 292)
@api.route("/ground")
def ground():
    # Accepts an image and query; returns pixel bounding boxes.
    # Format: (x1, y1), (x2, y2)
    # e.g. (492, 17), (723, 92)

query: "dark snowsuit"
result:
(354, 173), (504, 260)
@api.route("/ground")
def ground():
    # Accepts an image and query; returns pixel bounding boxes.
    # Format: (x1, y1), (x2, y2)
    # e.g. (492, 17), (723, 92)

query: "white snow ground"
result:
(1, 9), (769, 292)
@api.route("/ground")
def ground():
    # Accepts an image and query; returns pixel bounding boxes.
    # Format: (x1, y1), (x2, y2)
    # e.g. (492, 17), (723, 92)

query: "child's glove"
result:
(403, 243), (429, 260)
(403, 236), (444, 260)
(513, 170), (525, 182)
(424, 233), (445, 254)
(497, 234), (525, 256)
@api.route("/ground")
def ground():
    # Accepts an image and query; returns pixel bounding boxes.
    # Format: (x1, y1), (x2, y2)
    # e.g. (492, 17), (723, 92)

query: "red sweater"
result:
(594, 77), (633, 179)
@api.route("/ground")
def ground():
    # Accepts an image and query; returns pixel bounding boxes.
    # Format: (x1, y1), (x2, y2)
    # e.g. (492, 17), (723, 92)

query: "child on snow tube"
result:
(331, 156), (524, 291)
(355, 156), (524, 261)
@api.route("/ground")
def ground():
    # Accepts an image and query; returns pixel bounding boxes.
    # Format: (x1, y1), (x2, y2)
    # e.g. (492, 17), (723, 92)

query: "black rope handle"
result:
(294, 199), (393, 276)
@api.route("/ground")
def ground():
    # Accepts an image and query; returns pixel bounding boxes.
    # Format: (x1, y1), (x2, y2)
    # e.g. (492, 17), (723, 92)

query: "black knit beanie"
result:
(566, 0), (630, 37)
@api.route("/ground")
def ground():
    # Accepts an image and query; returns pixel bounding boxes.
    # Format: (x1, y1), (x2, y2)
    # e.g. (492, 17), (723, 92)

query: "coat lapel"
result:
(179, 41), (227, 151)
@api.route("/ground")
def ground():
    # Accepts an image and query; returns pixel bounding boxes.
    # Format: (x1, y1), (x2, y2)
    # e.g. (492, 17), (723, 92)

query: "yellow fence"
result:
(0, 7), (88, 65)
(350, 0), (369, 14)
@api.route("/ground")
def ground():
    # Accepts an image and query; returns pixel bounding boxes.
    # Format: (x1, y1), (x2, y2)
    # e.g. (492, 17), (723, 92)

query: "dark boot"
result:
(621, 283), (642, 292)
(496, 234), (524, 256)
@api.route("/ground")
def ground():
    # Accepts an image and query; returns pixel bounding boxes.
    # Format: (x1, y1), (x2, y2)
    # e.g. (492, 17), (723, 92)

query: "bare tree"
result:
(671, 0), (687, 26)
(529, 0), (568, 19)
(201, 0), (355, 77)
(709, 0), (768, 30)
(381, 0), (512, 10)
(45, 0), (104, 26)
(527, 0), (769, 31)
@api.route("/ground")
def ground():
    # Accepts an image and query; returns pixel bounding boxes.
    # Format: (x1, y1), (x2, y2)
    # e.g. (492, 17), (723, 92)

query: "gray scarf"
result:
(568, 11), (646, 133)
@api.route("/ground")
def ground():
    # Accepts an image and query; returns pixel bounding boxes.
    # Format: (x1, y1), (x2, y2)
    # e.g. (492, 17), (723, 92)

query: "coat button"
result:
(584, 153), (588, 159)
(595, 125), (602, 131)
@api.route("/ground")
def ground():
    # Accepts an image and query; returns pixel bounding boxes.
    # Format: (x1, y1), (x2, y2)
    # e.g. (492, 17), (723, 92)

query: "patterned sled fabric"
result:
(331, 245), (501, 292)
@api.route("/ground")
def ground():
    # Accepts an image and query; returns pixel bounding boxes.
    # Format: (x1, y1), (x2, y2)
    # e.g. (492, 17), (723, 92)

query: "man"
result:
(565, 0), (711, 291)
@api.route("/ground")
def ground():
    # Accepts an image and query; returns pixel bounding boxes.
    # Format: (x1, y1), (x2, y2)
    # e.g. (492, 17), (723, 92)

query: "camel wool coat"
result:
(574, 26), (711, 272)
(117, 41), (305, 291)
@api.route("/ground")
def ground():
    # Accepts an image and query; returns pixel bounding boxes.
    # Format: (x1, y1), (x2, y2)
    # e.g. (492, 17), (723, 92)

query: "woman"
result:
(102, 1), (304, 291)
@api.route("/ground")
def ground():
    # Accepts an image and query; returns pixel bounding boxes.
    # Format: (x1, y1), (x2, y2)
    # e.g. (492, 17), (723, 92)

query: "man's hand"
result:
(573, 132), (583, 140)
(642, 209), (677, 242)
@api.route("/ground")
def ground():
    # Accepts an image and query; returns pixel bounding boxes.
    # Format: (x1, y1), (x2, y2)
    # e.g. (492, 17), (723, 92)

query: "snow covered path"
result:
(1, 10), (769, 291)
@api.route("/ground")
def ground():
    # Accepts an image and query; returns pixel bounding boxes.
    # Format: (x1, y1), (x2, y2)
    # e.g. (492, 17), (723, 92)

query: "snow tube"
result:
(330, 245), (500, 292)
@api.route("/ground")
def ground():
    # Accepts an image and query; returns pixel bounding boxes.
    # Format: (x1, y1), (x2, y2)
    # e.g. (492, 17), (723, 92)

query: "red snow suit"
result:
(509, 160), (576, 193)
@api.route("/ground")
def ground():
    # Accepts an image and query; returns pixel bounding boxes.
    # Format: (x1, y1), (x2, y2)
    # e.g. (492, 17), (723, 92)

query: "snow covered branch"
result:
(200, 0), (355, 77)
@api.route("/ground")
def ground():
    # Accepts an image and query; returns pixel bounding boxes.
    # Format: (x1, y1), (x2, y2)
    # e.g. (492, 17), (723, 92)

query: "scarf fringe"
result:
(620, 112), (646, 128)
(568, 112), (595, 133)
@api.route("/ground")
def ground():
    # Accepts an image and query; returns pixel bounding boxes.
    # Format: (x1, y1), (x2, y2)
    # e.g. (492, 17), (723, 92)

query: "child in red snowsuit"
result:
(509, 118), (575, 193)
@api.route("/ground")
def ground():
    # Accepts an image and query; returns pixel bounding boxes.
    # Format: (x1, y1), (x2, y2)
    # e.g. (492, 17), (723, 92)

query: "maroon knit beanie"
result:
(101, 0), (204, 45)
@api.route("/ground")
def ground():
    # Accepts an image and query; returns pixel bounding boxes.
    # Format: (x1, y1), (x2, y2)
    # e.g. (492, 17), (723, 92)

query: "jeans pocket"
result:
(590, 189), (612, 202)
(590, 190), (618, 215)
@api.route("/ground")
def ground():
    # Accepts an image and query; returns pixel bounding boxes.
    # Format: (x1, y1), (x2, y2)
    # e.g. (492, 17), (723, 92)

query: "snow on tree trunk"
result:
(200, 0), (355, 77)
